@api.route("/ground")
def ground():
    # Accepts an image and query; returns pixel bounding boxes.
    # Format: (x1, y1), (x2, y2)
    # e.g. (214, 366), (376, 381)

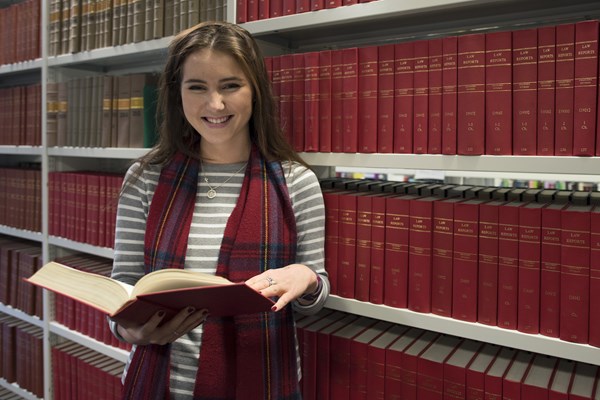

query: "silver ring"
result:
(266, 276), (276, 287)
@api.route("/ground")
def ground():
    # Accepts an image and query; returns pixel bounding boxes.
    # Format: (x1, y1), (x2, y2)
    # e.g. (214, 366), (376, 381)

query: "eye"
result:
(185, 83), (207, 92)
(222, 82), (242, 91)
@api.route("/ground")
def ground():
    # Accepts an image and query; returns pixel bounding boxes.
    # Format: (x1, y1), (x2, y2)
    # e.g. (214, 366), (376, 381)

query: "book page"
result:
(131, 269), (233, 298)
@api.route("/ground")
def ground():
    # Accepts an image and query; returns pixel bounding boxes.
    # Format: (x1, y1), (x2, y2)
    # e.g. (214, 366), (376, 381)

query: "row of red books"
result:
(52, 341), (124, 400)
(0, 84), (41, 146)
(236, 0), (378, 23)
(322, 177), (600, 347)
(266, 19), (600, 156)
(296, 308), (600, 400)
(53, 254), (132, 352)
(48, 171), (123, 249)
(0, 314), (43, 399)
(0, 0), (40, 66)
(0, 166), (41, 233)
(0, 237), (43, 318)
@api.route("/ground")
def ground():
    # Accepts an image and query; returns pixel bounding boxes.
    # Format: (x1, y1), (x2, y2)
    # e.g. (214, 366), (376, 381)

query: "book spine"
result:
(412, 40), (429, 154)
(431, 200), (455, 317)
(408, 198), (434, 313)
(292, 53), (305, 152)
(355, 195), (372, 302)
(554, 23), (576, 156)
(369, 196), (386, 304)
(338, 193), (357, 299)
(540, 205), (563, 338)
(323, 190), (340, 295)
(384, 195), (411, 308)
(377, 44), (395, 153)
(477, 202), (500, 326)
(393, 41), (414, 153)
(342, 47), (359, 153)
(590, 208), (600, 346)
(497, 204), (521, 330)
(303, 51), (320, 152)
(331, 49), (344, 152)
(442, 36), (458, 155)
(512, 28), (538, 155)
(428, 38), (443, 154)
(537, 26), (557, 155)
(318, 50), (332, 152)
(357, 45), (379, 153)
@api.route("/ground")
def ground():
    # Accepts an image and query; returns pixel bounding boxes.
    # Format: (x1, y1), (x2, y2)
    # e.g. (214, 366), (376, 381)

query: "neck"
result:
(199, 139), (251, 164)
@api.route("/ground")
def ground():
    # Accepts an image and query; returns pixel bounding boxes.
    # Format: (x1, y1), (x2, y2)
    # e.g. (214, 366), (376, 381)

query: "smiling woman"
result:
(108, 21), (330, 400)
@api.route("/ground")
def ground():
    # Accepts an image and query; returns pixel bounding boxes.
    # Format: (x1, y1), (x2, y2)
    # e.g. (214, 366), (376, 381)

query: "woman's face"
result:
(180, 48), (253, 155)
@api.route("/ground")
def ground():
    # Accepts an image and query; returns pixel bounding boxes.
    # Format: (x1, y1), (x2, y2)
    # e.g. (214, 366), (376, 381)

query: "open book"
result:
(26, 262), (275, 325)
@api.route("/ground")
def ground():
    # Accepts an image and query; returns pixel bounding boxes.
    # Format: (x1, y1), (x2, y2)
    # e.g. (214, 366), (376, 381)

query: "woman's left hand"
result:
(245, 264), (319, 312)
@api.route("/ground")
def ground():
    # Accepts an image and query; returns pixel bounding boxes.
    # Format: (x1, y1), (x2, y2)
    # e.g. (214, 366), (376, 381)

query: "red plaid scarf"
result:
(121, 146), (301, 400)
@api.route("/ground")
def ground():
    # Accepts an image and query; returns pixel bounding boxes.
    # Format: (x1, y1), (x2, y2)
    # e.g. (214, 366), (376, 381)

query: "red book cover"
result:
(485, 30), (512, 155)
(378, 44), (395, 153)
(385, 328), (425, 398)
(466, 343), (501, 400)
(443, 340), (483, 400)
(408, 196), (438, 313)
(431, 197), (462, 317)
(369, 194), (387, 304)
(572, 20), (599, 156)
(282, 0), (295, 15)
(457, 33), (485, 155)
(318, 50), (332, 152)
(367, 325), (409, 399)
(502, 351), (534, 400)
(350, 321), (394, 400)
(399, 331), (440, 400)
(442, 35), (458, 154)
(555, 23), (576, 156)
(497, 201), (525, 330)
(310, 0), (324, 11)
(247, 0), (259, 20)
(279, 54), (294, 147)
(412, 39), (429, 154)
(417, 335), (462, 400)
(258, 0), (270, 19)
(326, 0), (341, 8)
(295, 309), (334, 368)
(590, 205), (600, 346)
(560, 203), (592, 343)
(292, 53), (305, 152)
(477, 200), (503, 326)
(540, 202), (567, 338)
(394, 41), (414, 153)
(323, 189), (341, 295)
(236, 0), (248, 22)
(537, 26), (557, 156)
(342, 47), (359, 153)
(296, 0), (309, 13)
(338, 192), (358, 299)
(304, 51), (320, 152)
(85, 173), (100, 246)
(330, 317), (378, 399)
(517, 202), (544, 334)
(484, 347), (518, 400)
(358, 45), (379, 153)
(521, 354), (557, 399)
(568, 363), (598, 400)
(355, 194), (373, 302)
(331, 49), (345, 152)
(549, 359), (575, 400)
(384, 194), (415, 308)
(428, 38), (443, 154)
(512, 28), (538, 155)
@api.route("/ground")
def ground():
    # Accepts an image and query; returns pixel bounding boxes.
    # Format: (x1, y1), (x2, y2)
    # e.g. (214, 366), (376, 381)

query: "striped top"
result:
(110, 159), (329, 399)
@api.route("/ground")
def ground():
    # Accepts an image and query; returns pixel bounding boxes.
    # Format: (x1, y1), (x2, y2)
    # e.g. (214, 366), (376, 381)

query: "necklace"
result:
(200, 160), (247, 199)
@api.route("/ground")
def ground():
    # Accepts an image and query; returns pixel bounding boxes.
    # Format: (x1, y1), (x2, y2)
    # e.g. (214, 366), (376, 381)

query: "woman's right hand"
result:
(116, 307), (209, 345)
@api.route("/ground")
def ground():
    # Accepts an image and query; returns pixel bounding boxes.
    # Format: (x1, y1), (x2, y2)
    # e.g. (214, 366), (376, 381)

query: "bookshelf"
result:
(1, 0), (600, 398)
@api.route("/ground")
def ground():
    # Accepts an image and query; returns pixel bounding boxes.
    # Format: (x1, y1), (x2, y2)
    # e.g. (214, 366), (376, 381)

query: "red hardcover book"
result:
(428, 38), (443, 154)
(304, 51), (320, 152)
(394, 41), (414, 153)
(466, 343), (501, 400)
(384, 194), (415, 308)
(323, 188), (341, 295)
(431, 197), (462, 317)
(282, 0), (295, 15)
(384, 327), (425, 399)
(318, 50), (333, 152)
(549, 359), (575, 400)
(540, 201), (567, 338)
(477, 200), (503, 326)
(442, 35), (458, 154)
(358, 45), (379, 153)
(270, 0), (283, 16)
(512, 28), (538, 155)
(331, 49), (345, 152)
(452, 199), (482, 322)
(326, 0), (341, 8)
(295, 308), (334, 366)
(497, 201), (526, 330)
(484, 347), (518, 400)
(370, 194), (387, 304)
(408, 196), (438, 313)
(85, 173), (100, 246)
(367, 325), (410, 399)
(457, 33), (486, 155)
(485, 30), (512, 155)
(330, 317), (378, 399)
(292, 53), (305, 152)
(568, 363), (598, 400)
(560, 203), (592, 343)
(258, 0), (269, 19)
(503, 351), (534, 400)
(342, 47), (358, 153)
(399, 331), (440, 400)
(247, 0), (259, 20)
(521, 354), (557, 399)
(537, 26), (557, 156)
(572, 20), (599, 156)
(443, 339), (483, 400)
(355, 194), (373, 302)
(338, 192), (358, 299)
(417, 335), (463, 400)
(378, 44), (395, 153)
(350, 321), (394, 400)
(412, 39), (429, 154)
(590, 205), (600, 346)
(310, 0), (324, 11)
(517, 202), (544, 334)
(554, 23), (575, 156)
(296, 0), (309, 13)
(279, 54), (294, 147)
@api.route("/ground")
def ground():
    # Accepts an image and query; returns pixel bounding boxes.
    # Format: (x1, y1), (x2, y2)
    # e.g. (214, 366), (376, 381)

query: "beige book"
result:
(128, 73), (159, 148)
(68, 0), (82, 53)
(153, 0), (165, 38)
(144, 0), (154, 40)
(116, 74), (131, 148)
(56, 82), (68, 146)
(163, 0), (174, 36)
(46, 82), (59, 147)
(100, 75), (114, 148)
(61, 0), (71, 54)
(187, 0), (199, 28)
(48, 0), (62, 56)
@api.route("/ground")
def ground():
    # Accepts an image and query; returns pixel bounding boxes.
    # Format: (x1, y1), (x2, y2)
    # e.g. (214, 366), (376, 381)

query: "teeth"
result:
(206, 116), (229, 124)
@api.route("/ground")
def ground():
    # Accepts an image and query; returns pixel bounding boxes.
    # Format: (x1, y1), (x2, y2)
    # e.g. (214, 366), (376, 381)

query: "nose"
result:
(207, 91), (225, 111)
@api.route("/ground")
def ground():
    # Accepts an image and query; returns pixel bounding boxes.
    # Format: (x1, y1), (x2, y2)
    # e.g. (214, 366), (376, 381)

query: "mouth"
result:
(203, 116), (232, 124)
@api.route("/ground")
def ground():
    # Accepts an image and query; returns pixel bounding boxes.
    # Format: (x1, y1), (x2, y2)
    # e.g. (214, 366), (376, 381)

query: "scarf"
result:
(121, 145), (301, 400)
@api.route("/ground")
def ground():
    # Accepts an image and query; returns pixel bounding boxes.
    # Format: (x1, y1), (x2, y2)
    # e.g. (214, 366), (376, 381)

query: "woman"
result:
(109, 21), (329, 399)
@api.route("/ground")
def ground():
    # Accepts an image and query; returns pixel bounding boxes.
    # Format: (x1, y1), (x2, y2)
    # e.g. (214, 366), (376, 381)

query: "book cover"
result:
(369, 194), (387, 304)
(292, 53), (305, 152)
(394, 41), (414, 153)
(417, 334), (463, 400)
(338, 192), (358, 298)
(342, 47), (359, 153)
(443, 339), (483, 400)
(384, 328), (425, 398)
(412, 39), (429, 154)
(568, 363), (598, 400)
(549, 359), (575, 400)
(322, 187), (341, 295)
(26, 262), (276, 326)
(590, 205), (600, 346)
(399, 330), (440, 400)
(331, 49), (344, 152)
(484, 347), (517, 400)
(521, 354), (557, 399)
(377, 43), (395, 153)
(442, 35), (458, 154)
(278, 54), (294, 147)
(466, 343), (501, 400)
(357, 45), (378, 153)
(477, 200), (503, 326)
(318, 50), (332, 152)
(366, 324), (409, 399)
(303, 51), (320, 152)
(502, 351), (534, 400)
(428, 38), (443, 154)
(555, 23), (575, 156)
(537, 26), (556, 156)
(512, 28), (538, 155)
(355, 193), (373, 302)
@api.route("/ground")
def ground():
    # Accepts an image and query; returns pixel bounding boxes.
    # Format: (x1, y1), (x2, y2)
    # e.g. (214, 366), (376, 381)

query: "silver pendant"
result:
(207, 189), (217, 199)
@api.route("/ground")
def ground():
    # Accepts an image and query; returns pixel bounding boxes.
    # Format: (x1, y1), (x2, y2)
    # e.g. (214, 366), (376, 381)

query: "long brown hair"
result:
(135, 21), (306, 172)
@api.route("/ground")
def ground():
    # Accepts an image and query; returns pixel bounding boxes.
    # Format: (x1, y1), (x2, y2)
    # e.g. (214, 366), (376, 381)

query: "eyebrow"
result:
(182, 77), (243, 84)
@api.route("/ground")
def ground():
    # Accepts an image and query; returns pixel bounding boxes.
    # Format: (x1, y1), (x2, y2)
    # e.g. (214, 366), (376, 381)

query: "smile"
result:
(204, 116), (231, 124)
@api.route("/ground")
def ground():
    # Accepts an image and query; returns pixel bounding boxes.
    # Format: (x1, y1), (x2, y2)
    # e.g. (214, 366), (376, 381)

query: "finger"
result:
(271, 292), (293, 312)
